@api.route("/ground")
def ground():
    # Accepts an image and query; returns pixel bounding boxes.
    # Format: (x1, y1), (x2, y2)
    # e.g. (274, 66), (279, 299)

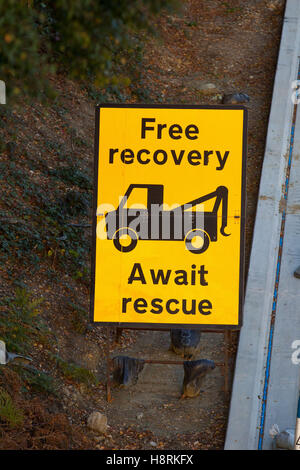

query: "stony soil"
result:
(0, 0), (284, 450)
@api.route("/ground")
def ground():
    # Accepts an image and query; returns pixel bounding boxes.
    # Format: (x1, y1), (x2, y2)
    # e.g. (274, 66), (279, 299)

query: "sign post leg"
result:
(115, 327), (123, 344)
(106, 327), (112, 402)
(224, 330), (229, 395)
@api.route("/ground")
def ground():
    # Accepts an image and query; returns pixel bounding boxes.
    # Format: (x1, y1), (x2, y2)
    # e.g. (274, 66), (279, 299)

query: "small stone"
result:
(150, 441), (157, 447)
(87, 411), (107, 434)
(197, 82), (219, 95)
(294, 266), (300, 279)
(137, 413), (144, 420)
(211, 94), (222, 102)
(222, 93), (250, 105)
(266, 0), (284, 12)
(185, 76), (219, 94)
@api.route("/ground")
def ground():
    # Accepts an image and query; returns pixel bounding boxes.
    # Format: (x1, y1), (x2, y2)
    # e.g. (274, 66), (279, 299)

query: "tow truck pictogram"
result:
(102, 184), (230, 254)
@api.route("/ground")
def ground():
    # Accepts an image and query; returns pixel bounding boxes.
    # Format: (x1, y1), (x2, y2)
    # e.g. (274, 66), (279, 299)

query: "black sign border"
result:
(90, 104), (247, 330)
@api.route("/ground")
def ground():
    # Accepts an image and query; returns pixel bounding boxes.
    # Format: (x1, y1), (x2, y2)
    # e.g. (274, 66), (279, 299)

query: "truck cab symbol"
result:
(101, 184), (230, 254)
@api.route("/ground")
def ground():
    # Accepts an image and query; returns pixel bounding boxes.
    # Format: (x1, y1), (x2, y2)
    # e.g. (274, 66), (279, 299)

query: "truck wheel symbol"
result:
(113, 228), (138, 253)
(185, 229), (210, 254)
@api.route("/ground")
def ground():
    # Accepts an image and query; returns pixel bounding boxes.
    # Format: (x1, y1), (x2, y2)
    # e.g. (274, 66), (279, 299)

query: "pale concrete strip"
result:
(262, 107), (300, 450)
(225, 0), (300, 450)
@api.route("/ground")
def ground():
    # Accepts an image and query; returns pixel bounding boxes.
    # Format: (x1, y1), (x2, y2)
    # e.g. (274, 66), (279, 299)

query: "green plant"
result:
(67, 301), (88, 334)
(15, 365), (58, 396)
(58, 190), (91, 217)
(53, 355), (98, 386)
(1, 0), (178, 101)
(0, 288), (45, 353)
(0, 152), (92, 280)
(185, 20), (197, 27)
(0, 387), (24, 428)
(222, 2), (242, 14)
(0, 1), (51, 100)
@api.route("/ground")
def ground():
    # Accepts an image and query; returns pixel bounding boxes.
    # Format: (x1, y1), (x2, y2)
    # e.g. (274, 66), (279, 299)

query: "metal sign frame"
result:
(90, 104), (247, 329)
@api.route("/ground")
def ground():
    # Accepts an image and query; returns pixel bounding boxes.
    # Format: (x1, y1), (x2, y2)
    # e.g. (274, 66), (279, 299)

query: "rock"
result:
(197, 82), (219, 95)
(222, 93), (250, 105)
(184, 74), (219, 94)
(266, 0), (285, 12)
(269, 424), (295, 450)
(87, 411), (107, 434)
(150, 441), (157, 447)
(211, 94), (223, 102)
(275, 429), (295, 450)
(136, 412), (144, 420)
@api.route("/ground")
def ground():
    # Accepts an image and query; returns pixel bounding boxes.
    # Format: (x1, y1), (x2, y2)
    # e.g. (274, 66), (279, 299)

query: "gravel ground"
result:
(0, 0), (284, 450)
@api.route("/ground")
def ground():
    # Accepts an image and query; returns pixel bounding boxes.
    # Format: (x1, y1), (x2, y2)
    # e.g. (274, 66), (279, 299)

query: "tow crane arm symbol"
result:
(103, 184), (230, 253)
(176, 185), (230, 238)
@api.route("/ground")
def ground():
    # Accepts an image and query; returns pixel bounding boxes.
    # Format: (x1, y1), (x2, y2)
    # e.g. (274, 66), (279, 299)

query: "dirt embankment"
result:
(0, 0), (283, 450)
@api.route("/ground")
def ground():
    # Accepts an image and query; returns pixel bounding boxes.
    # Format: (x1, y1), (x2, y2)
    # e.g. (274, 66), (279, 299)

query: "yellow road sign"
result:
(90, 105), (247, 328)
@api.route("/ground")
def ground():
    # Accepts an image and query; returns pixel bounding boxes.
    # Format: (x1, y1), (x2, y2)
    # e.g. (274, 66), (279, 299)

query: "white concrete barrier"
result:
(225, 0), (300, 450)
